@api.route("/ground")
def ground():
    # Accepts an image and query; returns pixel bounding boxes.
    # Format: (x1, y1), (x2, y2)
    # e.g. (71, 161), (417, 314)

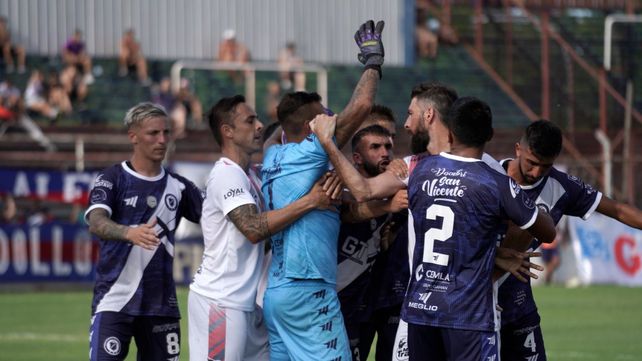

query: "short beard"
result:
(362, 162), (382, 177)
(410, 132), (430, 155)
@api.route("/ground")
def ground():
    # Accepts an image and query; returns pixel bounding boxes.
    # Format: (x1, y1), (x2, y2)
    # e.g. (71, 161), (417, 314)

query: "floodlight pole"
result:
(603, 14), (641, 203)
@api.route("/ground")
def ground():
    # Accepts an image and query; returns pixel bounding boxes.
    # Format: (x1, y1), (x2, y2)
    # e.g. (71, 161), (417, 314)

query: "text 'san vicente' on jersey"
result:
(402, 153), (537, 332)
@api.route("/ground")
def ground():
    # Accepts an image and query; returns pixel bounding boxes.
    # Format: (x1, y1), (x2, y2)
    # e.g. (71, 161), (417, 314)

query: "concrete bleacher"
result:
(1, 45), (535, 170)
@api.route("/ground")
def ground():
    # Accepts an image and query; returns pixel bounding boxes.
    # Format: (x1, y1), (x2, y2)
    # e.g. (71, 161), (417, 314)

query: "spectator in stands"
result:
(264, 81), (281, 123)
(151, 77), (202, 139)
(0, 16), (26, 74)
(175, 78), (203, 129)
(0, 79), (22, 120)
(60, 64), (89, 102)
(415, 8), (439, 59)
(0, 78), (56, 151)
(26, 199), (52, 226)
(118, 29), (151, 86)
(62, 29), (94, 84)
(0, 192), (16, 223)
(24, 69), (72, 121)
(217, 29), (250, 84)
(278, 41), (306, 91)
(217, 29), (250, 63)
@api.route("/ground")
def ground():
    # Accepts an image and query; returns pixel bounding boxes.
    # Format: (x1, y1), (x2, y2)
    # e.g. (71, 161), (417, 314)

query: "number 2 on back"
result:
(423, 204), (454, 266)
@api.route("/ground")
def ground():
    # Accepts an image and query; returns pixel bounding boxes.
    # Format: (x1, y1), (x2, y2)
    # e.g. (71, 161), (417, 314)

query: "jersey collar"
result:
(440, 152), (482, 163)
(120, 161), (166, 181)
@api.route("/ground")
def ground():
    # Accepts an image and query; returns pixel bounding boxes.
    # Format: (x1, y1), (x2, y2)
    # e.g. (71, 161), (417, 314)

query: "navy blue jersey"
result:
(401, 153), (538, 332)
(337, 212), (390, 322)
(498, 160), (601, 325)
(369, 211), (410, 310)
(85, 161), (203, 317)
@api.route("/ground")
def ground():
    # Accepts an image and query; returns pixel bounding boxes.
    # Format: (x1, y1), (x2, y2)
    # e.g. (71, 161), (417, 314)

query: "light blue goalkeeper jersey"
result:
(261, 134), (340, 287)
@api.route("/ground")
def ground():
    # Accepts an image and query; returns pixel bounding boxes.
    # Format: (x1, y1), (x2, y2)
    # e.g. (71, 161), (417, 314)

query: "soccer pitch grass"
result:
(0, 285), (641, 360)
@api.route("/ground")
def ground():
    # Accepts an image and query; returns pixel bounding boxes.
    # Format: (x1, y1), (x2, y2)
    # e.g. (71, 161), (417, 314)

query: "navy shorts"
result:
(501, 311), (547, 361)
(408, 323), (498, 361)
(89, 311), (181, 361)
(355, 305), (401, 361)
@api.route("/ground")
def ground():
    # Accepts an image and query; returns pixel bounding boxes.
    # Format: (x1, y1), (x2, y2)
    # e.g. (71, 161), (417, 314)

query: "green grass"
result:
(0, 286), (641, 360)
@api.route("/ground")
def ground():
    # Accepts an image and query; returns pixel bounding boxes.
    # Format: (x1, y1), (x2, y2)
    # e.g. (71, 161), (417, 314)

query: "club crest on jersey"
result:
(103, 336), (121, 356)
(90, 189), (107, 204)
(93, 174), (113, 189)
(147, 195), (157, 208)
(165, 194), (178, 210)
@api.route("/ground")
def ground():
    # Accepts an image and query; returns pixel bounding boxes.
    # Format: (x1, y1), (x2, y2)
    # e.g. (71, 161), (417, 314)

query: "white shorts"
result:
(188, 290), (269, 361)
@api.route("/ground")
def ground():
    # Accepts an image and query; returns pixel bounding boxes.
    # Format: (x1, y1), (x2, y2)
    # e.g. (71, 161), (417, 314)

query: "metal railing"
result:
(169, 60), (328, 110)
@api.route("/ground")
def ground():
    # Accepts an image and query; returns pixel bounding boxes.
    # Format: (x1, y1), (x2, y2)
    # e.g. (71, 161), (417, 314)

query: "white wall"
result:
(0, 0), (413, 65)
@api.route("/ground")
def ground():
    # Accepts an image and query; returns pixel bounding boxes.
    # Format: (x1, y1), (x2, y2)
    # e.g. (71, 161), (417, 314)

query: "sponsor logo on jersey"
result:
(103, 336), (121, 356)
(525, 354), (539, 361)
(147, 195), (157, 208)
(395, 337), (409, 360)
(509, 177), (521, 198)
(432, 168), (468, 178)
(223, 188), (245, 200)
(152, 322), (179, 333)
(418, 292), (432, 304)
(414, 264), (451, 282)
(340, 236), (368, 264)
(567, 174), (583, 186)
(487, 335), (496, 345)
(93, 174), (113, 190)
(124, 196), (138, 207)
(521, 192), (536, 209)
(165, 194), (178, 210)
(422, 177), (467, 198)
(90, 189), (107, 204)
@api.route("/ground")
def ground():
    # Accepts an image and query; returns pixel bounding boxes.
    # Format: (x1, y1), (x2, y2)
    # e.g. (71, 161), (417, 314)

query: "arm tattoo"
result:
(227, 204), (270, 242)
(335, 69), (378, 146)
(88, 209), (129, 241)
(348, 69), (378, 106)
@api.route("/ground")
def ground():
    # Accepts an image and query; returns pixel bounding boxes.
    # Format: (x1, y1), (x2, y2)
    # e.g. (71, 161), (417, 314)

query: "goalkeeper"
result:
(260, 19), (385, 360)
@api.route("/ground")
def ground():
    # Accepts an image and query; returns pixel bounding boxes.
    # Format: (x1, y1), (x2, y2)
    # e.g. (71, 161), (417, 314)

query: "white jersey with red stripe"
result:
(190, 157), (266, 311)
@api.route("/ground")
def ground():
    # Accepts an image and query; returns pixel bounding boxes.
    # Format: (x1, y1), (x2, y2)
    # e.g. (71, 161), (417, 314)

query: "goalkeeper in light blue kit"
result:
(261, 20), (385, 360)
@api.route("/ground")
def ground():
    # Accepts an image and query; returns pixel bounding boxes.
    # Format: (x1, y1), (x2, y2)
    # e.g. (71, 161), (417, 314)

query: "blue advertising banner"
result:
(0, 224), (204, 285)
(0, 168), (98, 204)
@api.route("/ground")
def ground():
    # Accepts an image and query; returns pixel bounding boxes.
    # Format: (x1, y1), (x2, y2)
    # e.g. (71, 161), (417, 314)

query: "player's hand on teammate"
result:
(125, 217), (160, 250)
(386, 158), (409, 180)
(493, 246), (544, 283)
(322, 172), (344, 200)
(309, 113), (337, 144)
(388, 189), (408, 213)
(354, 19), (385, 77)
(309, 173), (341, 210)
(380, 220), (398, 251)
